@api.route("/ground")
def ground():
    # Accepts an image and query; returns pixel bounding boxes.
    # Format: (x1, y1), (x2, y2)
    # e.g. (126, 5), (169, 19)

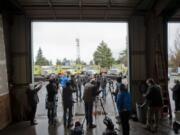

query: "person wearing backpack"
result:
(117, 84), (131, 135)
(144, 78), (163, 132)
(62, 81), (76, 128)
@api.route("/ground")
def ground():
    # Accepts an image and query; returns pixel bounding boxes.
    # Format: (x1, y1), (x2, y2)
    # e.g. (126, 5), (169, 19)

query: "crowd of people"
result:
(26, 72), (180, 135)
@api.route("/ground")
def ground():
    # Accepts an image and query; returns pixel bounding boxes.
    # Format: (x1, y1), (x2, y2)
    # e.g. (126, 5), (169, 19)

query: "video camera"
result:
(103, 116), (114, 130)
(71, 118), (85, 135)
(98, 98), (118, 135)
(102, 116), (118, 135)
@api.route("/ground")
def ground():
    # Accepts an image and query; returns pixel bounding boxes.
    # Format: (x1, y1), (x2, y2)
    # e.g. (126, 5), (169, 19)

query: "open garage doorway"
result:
(168, 22), (180, 117)
(31, 22), (129, 133)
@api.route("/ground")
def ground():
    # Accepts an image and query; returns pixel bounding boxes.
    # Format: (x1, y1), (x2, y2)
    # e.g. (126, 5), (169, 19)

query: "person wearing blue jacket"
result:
(59, 73), (71, 89)
(117, 84), (131, 135)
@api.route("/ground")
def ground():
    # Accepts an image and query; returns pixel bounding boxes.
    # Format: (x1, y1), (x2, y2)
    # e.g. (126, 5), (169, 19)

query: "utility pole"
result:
(76, 38), (80, 64)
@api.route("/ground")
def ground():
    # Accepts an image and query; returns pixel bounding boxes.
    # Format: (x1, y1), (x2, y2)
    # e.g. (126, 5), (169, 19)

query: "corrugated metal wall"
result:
(0, 15), (11, 129)
(129, 16), (147, 110)
(3, 15), (32, 121)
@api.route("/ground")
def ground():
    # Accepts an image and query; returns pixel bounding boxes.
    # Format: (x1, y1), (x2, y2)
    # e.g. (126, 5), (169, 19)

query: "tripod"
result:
(98, 97), (120, 135)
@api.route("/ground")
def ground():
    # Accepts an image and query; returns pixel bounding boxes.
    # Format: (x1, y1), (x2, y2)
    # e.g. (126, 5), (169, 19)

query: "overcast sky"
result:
(32, 22), (128, 64)
(168, 23), (180, 52)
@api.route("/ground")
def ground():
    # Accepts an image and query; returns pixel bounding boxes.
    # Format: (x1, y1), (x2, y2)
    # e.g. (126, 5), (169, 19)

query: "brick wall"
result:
(0, 15), (11, 129)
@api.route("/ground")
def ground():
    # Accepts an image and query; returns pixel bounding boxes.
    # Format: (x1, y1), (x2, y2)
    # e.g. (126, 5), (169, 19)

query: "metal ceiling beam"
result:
(160, 0), (180, 20)
(131, 0), (157, 16)
(104, 0), (112, 19)
(107, 0), (111, 8)
(9, 0), (24, 12)
(47, 0), (57, 19)
(15, 0), (140, 20)
(20, 2), (135, 9)
(0, 0), (24, 14)
(79, 0), (82, 7)
(24, 6), (131, 20)
(136, 0), (156, 10)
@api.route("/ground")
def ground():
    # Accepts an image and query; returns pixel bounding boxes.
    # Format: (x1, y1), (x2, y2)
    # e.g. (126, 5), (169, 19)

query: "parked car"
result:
(108, 68), (120, 76)
(86, 70), (96, 75)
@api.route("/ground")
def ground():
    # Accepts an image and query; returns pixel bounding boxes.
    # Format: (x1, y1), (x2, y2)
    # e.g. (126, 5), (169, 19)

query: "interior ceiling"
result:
(172, 9), (180, 20)
(14, 0), (153, 20)
(18, 0), (139, 7)
(1, 0), (180, 20)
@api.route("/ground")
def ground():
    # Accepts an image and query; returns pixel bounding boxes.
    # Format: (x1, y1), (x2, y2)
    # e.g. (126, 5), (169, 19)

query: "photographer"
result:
(144, 78), (163, 132)
(27, 81), (43, 125)
(83, 78), (101, 129)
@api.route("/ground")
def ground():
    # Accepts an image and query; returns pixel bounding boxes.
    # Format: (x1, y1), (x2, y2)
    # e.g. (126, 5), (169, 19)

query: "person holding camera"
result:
(83, 78), (100, 129)
(27, 81), (43, 125)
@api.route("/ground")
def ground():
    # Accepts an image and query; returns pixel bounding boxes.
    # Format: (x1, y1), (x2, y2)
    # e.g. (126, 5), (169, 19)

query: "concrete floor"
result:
(0, 81), (177, 135)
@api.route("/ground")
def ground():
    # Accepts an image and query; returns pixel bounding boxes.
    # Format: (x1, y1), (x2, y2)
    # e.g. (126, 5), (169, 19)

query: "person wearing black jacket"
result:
(172, 80), (180, 111)
(144, 78), (163, 132)
(27, 82), (43, 125)
(46, 78), (58, 125)
(62, 81), (76, 128)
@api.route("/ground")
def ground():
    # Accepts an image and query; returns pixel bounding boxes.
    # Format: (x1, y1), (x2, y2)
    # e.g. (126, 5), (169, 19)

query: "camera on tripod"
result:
(103, 116), (114, 130)
(102, 116), (118, 135)
(97, 97), (118, 135)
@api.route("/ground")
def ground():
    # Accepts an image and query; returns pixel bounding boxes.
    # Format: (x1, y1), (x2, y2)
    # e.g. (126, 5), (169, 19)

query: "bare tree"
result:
(169, 28), (180, 67)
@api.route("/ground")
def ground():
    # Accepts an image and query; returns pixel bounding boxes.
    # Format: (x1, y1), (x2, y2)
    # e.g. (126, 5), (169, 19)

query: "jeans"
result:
(63, 104), (73, 126)
(47, 102), (56, 124)
(146, 107), (160, 129)
(30, 104), (37, 123)
(120, 111), (130, 135)
(84, 102), (93, 126)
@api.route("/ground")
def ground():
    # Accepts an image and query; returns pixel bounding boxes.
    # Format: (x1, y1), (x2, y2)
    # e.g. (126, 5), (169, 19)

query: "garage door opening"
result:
(31, 22), (129, 132)
(168, 22), (180, 117)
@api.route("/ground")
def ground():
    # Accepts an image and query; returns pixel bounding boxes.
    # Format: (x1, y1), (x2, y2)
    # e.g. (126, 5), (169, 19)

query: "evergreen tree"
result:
(56, 59), (62, 65)
(49, 60), (53, 65)
(35, 47), (49, 66)
(89, 60), (94, 65)
(93, 41), (114, 68)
